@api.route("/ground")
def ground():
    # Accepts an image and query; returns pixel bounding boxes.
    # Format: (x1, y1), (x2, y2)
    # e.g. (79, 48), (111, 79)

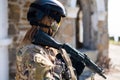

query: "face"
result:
(39, 16), (61, 36)
(50, 18), (61, 36)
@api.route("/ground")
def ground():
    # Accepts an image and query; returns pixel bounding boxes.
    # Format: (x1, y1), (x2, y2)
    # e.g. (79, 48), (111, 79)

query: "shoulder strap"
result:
(59, 48), (77, 80)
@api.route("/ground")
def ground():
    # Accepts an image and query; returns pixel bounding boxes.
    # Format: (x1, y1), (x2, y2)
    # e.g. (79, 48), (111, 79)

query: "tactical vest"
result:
(15, 44), (77, 80)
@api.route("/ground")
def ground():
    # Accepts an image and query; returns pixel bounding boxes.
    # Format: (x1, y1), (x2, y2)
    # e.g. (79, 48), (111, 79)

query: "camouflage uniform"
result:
(15, 44), (76, 80)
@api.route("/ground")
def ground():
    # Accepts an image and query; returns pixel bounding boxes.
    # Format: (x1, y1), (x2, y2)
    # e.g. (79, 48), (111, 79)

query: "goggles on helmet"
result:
(48, 10), (61, 23)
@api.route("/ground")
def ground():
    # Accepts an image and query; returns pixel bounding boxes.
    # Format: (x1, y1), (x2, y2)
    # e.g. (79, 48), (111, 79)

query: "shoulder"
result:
(16, 44), (44, 56)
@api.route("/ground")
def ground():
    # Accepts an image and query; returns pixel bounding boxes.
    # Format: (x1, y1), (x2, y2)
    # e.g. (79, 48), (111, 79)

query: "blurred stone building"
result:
(1, 0), (108, 79)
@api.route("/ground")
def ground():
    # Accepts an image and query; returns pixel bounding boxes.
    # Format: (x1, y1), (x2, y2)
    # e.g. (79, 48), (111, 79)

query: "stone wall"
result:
(8, 0), (34, 39)
(8, 0), (35, 79)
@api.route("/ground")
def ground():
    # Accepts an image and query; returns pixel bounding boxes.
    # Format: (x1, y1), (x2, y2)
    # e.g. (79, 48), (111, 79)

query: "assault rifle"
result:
(32, 30), (106, 79)
(62, 43), (106, 79)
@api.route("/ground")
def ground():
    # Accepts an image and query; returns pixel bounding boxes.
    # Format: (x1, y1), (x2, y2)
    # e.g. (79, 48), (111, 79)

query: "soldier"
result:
(15, 0), (84, 80)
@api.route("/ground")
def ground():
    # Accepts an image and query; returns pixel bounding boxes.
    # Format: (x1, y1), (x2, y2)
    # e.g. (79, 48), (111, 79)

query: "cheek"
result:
(51, 22), (59, 31)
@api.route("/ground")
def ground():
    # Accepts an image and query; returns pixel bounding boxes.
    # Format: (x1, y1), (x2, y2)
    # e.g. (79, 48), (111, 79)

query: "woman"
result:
(15, 0), (78, 80)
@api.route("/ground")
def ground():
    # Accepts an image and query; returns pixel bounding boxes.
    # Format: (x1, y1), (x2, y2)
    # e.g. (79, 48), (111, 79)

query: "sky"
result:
(108, 0), (120, 37)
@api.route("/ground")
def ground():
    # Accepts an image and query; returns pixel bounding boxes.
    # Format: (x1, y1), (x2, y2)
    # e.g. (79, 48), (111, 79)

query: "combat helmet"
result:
(27, 0), (66, 26)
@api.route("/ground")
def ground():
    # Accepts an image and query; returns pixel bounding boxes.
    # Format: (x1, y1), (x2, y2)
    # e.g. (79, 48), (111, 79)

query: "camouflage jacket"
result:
(15, 44), (76, 80)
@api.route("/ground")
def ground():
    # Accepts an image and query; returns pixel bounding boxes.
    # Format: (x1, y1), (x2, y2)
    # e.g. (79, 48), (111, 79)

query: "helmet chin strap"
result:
(37, 23), (50, 28)
(37, 23), (53, 36)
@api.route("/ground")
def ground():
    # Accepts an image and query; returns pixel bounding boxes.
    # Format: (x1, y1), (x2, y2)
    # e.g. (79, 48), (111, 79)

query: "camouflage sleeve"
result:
(15, 45), (55, 80)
